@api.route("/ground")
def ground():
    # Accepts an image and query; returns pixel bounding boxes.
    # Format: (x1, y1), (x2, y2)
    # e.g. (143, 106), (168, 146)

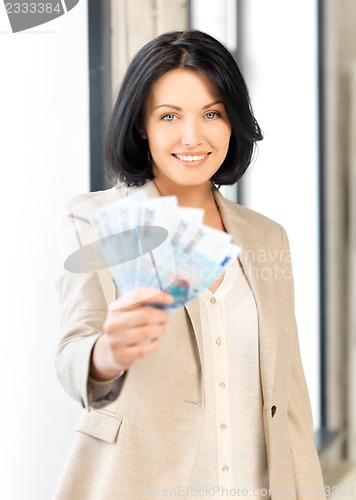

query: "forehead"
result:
(145, 68), (221, 110)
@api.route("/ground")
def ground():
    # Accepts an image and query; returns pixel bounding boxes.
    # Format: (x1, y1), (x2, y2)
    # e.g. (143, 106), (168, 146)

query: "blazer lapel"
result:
(184, 298), (204, 374)
(212, 188), (277, 405)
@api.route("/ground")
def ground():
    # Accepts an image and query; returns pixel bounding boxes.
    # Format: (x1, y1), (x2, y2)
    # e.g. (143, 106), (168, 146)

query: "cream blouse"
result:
(188, 259), (269, 499)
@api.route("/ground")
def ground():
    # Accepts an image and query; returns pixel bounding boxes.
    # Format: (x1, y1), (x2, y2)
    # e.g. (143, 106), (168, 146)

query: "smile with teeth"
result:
(173, 153), (210, 162)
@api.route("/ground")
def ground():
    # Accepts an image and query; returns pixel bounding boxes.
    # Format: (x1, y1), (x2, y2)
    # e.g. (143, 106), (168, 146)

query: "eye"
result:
(162, 114), (176, 121)
(205, 111), (220, 120)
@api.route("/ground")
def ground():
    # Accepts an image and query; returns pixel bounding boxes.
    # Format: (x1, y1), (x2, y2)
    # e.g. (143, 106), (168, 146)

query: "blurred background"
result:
(0, 0), (355, 497)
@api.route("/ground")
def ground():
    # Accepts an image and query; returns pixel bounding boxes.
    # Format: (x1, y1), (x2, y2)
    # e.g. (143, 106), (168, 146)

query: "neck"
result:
(153, 179), (216, 209)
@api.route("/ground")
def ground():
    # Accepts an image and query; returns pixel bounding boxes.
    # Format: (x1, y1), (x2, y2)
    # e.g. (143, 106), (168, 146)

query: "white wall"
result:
(0, 4), (89, 499)
(191, 0), (237, 52)
(192, 0), (321, 428)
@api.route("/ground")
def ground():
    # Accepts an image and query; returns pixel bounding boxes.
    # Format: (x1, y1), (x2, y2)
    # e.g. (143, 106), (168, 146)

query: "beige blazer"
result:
(54, 181), (325, 500)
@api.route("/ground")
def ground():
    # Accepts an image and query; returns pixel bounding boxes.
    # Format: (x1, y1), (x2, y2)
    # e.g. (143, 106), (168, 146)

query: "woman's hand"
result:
(89, 288), (173, 381)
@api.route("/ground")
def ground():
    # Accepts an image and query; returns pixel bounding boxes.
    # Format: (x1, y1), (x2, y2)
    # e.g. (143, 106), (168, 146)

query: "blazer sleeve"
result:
(280, 227), (326, 497)
(55, 193), (124, 410)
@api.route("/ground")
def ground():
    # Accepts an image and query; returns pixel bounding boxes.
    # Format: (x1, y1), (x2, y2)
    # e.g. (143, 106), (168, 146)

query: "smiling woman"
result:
(105, 30), (262, 189)
(141, 68), (232, 199)
(54, 30), (326, 500)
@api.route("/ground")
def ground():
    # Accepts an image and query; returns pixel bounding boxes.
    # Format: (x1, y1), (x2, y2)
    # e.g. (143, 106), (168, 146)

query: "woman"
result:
(54, 30), (325, 499)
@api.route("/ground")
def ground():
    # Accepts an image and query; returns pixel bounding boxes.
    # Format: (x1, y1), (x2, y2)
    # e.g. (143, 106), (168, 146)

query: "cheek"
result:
(149, 129), (176, 153)
(213, 123), (231, 143)
(217, 132), (232, 153)
(149, 138), (167, 156)
(223, 123), (232, 140)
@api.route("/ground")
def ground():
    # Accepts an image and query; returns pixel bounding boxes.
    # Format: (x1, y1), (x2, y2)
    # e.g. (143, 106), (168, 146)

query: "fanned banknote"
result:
(90, 192), (241, 310)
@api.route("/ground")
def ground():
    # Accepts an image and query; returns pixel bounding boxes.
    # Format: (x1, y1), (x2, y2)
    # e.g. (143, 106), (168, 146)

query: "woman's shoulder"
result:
(215, 192), (290, 254)
(227, 198), (281, 227)
(217, 191), (285, 232)
(62, 182), (130, 218)
(62, 180), (160, 217)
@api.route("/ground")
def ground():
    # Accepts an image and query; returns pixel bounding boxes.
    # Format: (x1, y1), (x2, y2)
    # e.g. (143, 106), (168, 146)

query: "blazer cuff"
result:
(88, 373), (126, 409)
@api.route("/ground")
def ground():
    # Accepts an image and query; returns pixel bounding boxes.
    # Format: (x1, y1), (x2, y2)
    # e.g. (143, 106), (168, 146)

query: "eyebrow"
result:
(153, 100), (224, 111)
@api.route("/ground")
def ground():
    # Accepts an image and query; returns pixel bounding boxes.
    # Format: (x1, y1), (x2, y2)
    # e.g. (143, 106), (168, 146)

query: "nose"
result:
(180, 118), (203, 147)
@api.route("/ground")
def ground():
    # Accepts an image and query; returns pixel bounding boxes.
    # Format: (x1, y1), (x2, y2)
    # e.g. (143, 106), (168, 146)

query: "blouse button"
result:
(216, 337), (222, 345)
(222, 465), (229, 473)
(210, 297), (216, 304)
(220, 424), (227, 431)
(219, 382), (225, 389)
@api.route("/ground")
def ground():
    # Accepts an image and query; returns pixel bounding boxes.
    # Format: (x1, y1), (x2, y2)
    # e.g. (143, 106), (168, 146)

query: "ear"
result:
(136, 120), (147, 139)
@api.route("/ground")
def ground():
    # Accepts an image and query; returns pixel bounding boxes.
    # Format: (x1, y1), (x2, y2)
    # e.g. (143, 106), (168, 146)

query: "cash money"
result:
(91, 191), (241, 310)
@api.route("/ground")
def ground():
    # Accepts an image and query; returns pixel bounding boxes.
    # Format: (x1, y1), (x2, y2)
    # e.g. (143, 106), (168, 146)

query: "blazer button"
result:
(271, 405), (277, 418)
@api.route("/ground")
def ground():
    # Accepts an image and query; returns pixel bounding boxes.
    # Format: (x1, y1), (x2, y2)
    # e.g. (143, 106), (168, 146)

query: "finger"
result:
(108, 288), (173, 312)
(113, 338), (160, 367)
(105, 307), (169, 333)
(114, 323), (167, 347)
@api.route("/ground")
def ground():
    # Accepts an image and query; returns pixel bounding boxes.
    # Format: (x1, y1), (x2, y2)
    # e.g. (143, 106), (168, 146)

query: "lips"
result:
(173, 153), (210, 162)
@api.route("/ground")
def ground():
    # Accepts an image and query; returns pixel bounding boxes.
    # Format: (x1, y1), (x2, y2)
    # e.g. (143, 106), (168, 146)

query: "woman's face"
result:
(141, 68), (231, 192)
